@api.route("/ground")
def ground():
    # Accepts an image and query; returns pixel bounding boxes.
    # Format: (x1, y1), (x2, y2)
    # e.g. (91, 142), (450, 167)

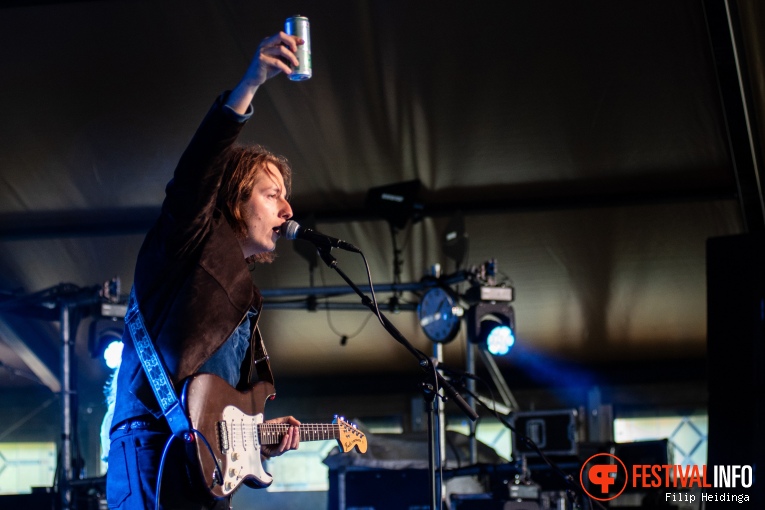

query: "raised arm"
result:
(226, 31), (304, 114)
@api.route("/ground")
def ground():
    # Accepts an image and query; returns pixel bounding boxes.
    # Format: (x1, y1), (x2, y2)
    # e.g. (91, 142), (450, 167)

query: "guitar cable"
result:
(154, 428), (224, 510)
(154, 434), (176, 510)
(192, 427), (225, 491)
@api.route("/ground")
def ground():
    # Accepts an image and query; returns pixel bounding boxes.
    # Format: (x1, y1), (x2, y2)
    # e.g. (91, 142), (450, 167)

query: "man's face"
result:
(238, 162), (292, 259)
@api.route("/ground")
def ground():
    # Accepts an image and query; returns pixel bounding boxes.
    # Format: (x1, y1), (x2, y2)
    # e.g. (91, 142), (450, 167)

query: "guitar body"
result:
(181, 373), (367, 499)
(182, 374), (275, 498)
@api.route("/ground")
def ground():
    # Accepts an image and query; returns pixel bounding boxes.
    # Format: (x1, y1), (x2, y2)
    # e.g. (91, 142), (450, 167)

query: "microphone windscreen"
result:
(282, 220), (301, 241)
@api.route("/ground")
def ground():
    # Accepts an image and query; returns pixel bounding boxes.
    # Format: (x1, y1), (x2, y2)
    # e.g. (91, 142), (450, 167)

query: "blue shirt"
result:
(198, 310), (256, 387)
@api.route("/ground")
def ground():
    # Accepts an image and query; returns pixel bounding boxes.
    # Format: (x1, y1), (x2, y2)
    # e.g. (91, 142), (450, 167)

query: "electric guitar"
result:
(181, 373), (367, 499)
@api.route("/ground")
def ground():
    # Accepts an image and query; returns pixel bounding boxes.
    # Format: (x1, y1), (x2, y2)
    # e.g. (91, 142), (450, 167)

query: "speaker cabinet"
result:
(328, 468), (430, 510)
(706, 232), (765, 507)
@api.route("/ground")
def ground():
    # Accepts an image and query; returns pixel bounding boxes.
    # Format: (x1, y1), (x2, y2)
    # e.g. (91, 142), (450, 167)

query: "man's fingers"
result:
(260, 417), (300, 457)
(281, 425), (299, 452)
(276, 44), (300, 67)
(259, 54), (292, 75)
(261, 39), (300, 67)
(261, 31), (300, 52)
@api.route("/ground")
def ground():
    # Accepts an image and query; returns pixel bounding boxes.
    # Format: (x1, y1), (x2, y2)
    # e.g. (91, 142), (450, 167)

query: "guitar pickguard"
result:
(215, 406), (272, 494)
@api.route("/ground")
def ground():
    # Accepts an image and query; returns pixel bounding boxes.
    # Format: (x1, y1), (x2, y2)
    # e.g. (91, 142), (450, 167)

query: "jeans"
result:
(106, 421), (230, 510)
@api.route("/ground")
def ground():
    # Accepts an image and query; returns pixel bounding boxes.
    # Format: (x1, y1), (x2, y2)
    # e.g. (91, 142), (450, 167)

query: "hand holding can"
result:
(285, 15), (312, 81)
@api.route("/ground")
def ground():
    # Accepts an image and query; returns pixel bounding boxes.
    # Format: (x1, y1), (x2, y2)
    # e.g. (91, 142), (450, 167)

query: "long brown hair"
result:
(217, 144), (292, 264)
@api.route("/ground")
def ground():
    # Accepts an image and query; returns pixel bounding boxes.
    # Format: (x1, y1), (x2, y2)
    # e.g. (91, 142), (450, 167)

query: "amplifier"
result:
(512, 410), (579, 457)
(451, 493), (541, 510)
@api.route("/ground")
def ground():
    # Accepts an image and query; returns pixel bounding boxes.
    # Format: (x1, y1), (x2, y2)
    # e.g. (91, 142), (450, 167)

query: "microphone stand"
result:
(315, 247), (478, 510)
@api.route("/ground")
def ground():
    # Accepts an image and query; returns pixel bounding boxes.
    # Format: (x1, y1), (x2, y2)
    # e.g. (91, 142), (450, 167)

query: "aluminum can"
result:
(285, 15), (312, 81)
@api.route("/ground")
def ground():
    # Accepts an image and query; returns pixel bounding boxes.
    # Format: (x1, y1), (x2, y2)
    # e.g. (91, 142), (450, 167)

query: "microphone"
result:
(281, 220), (360, 253)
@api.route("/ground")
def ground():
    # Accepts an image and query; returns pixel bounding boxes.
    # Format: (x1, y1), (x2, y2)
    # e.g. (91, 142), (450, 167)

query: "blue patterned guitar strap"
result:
(125, 286), (192, 438)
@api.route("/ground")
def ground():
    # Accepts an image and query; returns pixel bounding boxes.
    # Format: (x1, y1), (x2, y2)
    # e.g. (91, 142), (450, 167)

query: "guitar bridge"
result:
(217, 421), (229, 454)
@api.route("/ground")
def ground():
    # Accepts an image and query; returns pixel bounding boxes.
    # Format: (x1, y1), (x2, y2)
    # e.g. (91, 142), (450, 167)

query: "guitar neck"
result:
(258, 423), (341, 445)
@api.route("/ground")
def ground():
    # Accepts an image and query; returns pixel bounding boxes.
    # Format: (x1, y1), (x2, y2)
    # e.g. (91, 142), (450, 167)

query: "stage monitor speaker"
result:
(613, 439), (671, 495)
(0, 491), (55, 510)
(511, 410), (578, 458)
(450, 493), (541, 510)
(329, 468), (430, 510)
(706, 232), (765, 508)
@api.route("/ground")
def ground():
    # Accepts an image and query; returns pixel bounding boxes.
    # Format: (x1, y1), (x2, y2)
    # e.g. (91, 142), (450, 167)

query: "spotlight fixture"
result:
(468, 299), (515, 356)
(88, 321), (124, 370)
(364, 179), (424, 230)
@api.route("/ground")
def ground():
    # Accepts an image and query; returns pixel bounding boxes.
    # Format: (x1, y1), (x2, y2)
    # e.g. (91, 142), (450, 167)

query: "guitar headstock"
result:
(333, 416), (368, 454)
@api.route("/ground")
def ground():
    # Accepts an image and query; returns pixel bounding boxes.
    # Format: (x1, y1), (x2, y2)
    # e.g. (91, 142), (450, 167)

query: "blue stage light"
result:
(485, 324), (515, 356)
(468, 301), (515, 357)
(102, 336), (124, 370)
(89, 323), (124, 370)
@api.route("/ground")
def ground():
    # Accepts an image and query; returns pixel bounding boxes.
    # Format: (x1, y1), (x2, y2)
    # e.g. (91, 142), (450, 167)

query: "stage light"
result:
(482, 320), (515, 356)
(101, 331), (124, 369)
(468, 300), (515, 356)
(364, 179), (424, 230)
(88, 321), (124, 370)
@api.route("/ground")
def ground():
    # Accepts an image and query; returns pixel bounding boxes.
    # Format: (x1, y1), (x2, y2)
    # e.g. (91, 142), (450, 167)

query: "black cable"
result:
(193, 428), (225, 492)
(155, 435), (176, 510)
(318, 262), (376, 344)
(154, 429), (224, 510)
(357, 250), (386, 330)
(328, 310), (376, 343)
(358, 249), (431, 366)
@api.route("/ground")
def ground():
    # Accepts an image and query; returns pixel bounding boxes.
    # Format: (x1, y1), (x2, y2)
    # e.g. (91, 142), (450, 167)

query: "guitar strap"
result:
(125, 286), (191, 438)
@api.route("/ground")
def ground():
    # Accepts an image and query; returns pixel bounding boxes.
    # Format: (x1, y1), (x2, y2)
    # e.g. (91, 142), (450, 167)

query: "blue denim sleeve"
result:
(222, 103), (254, 123)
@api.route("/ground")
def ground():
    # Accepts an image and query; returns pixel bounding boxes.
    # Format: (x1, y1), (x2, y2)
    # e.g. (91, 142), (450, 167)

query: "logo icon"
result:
(580, 453), (628, 501)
